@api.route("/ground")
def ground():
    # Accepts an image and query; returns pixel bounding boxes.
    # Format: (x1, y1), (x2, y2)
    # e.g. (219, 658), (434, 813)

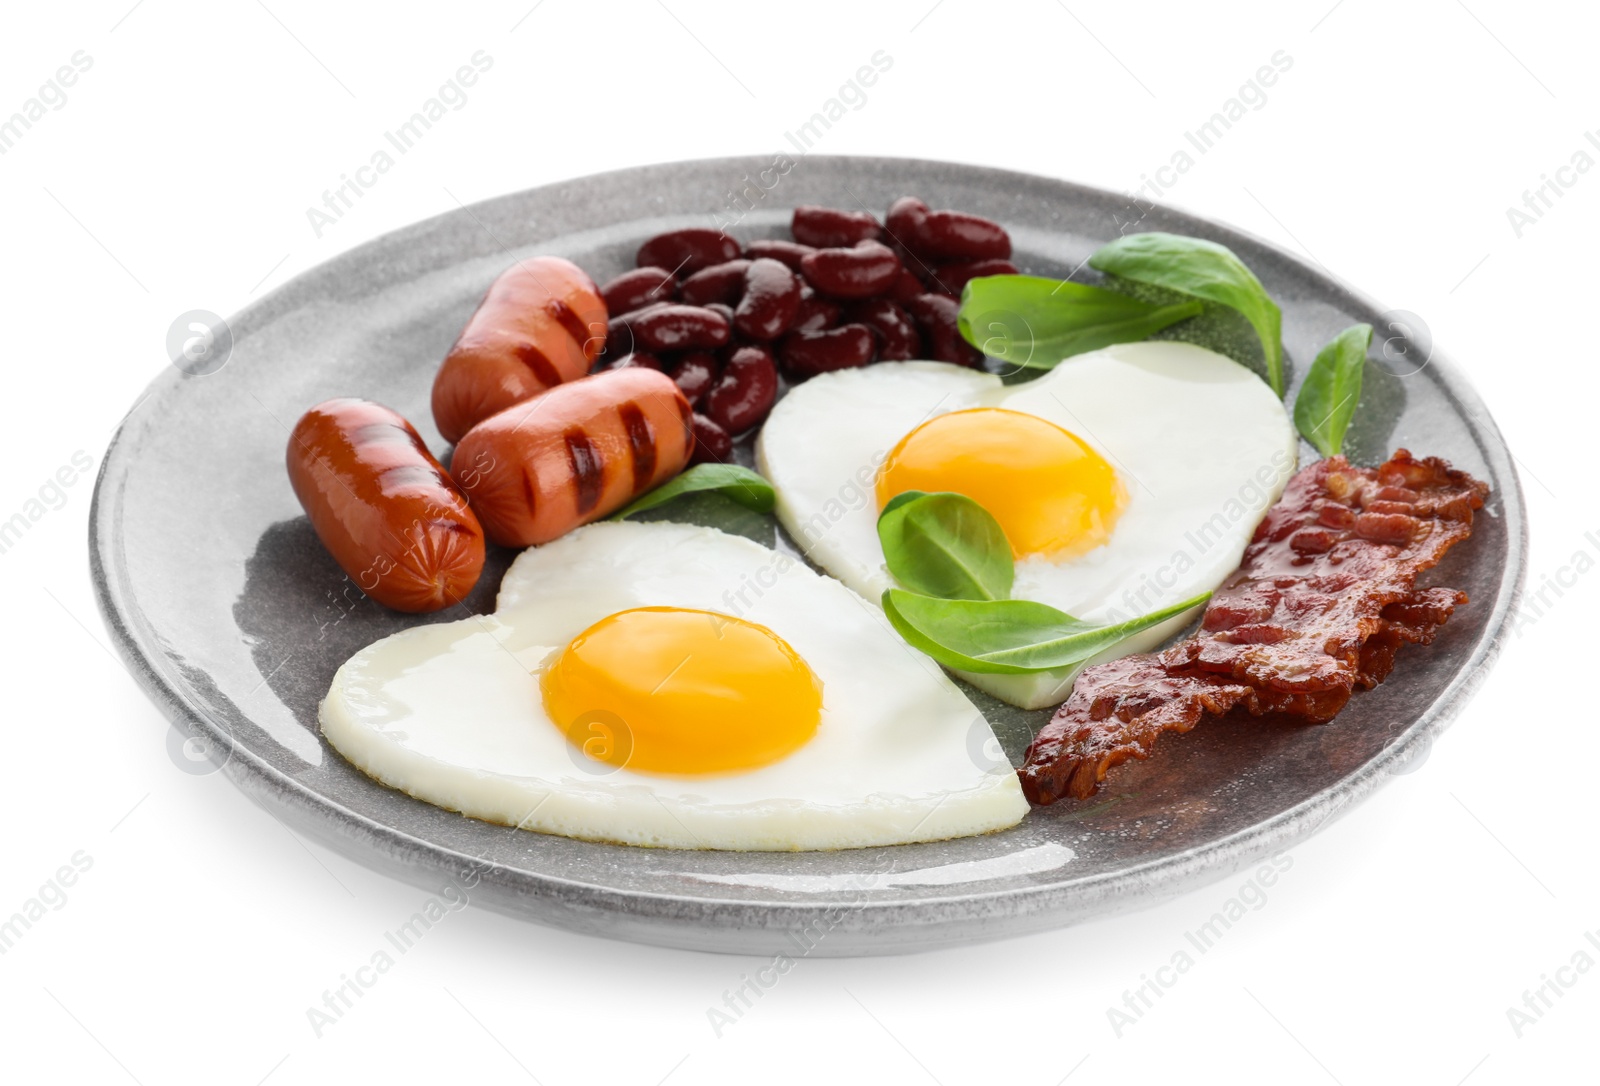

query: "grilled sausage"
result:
(451, 368), (693, 547)
(287, 399), (485, 612)
(431, 257), (607, 445)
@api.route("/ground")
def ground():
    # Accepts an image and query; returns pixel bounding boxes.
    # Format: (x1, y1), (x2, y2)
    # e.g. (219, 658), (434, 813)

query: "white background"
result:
(0, 1), (1593, 1082)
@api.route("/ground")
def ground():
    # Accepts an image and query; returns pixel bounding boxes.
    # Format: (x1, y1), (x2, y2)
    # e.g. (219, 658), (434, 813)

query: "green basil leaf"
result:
(1089, 232), (1285, 396)
(610, 463), (775, 521)
(1293, 323), (1372, 458)
(957, 275), (1203, 370)
(879, 489), (926, 518)
(881, 588), (1210, 674)
(877, 491), (1014, 601)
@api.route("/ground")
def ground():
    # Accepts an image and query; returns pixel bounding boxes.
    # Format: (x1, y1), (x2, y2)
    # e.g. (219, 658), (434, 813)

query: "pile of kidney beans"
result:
(595, 197), (1015, 463)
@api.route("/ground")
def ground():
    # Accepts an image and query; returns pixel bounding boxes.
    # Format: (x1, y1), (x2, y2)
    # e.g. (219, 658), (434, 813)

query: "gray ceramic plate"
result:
(91, 156), (1526, 955)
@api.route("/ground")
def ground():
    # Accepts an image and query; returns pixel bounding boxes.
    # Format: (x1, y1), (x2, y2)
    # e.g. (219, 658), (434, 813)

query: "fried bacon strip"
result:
(1019, 450), (1489, 804)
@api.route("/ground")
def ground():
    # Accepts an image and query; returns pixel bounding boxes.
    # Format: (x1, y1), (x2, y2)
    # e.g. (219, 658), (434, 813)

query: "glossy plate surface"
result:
(90, 156), (1526, 955)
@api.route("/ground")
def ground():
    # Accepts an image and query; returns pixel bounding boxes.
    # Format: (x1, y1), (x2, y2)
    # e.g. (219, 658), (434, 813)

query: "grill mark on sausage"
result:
(510, 340), (563, 390)
(673, 393), (694, 444)
(545, 298), (594, 356)
(351, 422), (414, 447)
(618, 402), (657, 494)
(521, 469), (539, 523)
(376, 465), (443, 491)
(564, 428), (604, 515)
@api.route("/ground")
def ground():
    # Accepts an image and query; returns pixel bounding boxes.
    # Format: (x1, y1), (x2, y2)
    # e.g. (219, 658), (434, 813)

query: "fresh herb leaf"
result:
(873, 488), (1207, 677)
(957, 275), (1203, 370)
(1089, 232), (1285, 396)
(881, 588), (1211, 674)
(879, 490), (925, 518)
(610, 463), (775, 521)
(877, 491), (1014, 601)
(1293, 323), (1372, 457)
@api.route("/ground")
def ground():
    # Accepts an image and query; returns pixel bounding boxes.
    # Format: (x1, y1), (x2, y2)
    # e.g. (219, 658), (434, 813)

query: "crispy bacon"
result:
(1019, 450), (1489, 804)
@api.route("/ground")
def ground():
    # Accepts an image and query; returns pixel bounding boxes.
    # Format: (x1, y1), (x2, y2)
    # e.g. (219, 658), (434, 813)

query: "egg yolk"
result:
(875, 407), (1126, 559)
(540, 607), (823, 775)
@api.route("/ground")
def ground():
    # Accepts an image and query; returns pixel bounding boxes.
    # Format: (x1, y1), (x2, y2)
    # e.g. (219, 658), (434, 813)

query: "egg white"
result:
(320, 521), (1027, 850)
(755, 342), (1299, 709)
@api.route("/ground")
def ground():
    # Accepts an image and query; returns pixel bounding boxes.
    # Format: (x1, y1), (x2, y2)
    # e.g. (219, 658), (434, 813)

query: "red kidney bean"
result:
(704, 345), (779, 434)
(903, 293), (983, 367)
(668, 352), (719, 405)
(779, 324), (876, 379)
(734, 258), (802, 341)
(601, 267), (676, 315)
(603, 303), (668, 359)
(883, 234), (921, 264)
(881, 237), (924, 277)
(886, 198), (1012, 261)
(791, 289), (841, 333)
(887, 268), (928, 302)
(929, 258), (1019, 296)
(744, 238), (815, 270)
(689, 413), (733, 465)
(629, 304), (731, 352)
(918, 209), (1011, 261)
(886, 197), (931, 249)
(848, 299), (922, 362)
(792, 205), (883, 248)
(637, 228), (741, 276)
(704, 302), (735, 325)
(921, 212), (1004, 263)
(678, 259), (751, 306)
(800, 240), (903, 299)
(605, 350), (665, 371)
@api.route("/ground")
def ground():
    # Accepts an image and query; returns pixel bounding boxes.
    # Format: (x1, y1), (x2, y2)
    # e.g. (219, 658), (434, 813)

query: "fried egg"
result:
(320, 521), (1027, 850)
(755, 341), (1298, 710)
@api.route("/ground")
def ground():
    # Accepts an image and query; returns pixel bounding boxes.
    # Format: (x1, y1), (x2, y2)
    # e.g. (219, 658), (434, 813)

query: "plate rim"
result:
(89, 154), (1529, 953)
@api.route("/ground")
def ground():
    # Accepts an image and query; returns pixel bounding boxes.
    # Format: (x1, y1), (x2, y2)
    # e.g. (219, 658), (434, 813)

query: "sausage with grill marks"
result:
(450, 367), (693, 547)
(287, 398), (486, 613)
(431, 257), (607, 445)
